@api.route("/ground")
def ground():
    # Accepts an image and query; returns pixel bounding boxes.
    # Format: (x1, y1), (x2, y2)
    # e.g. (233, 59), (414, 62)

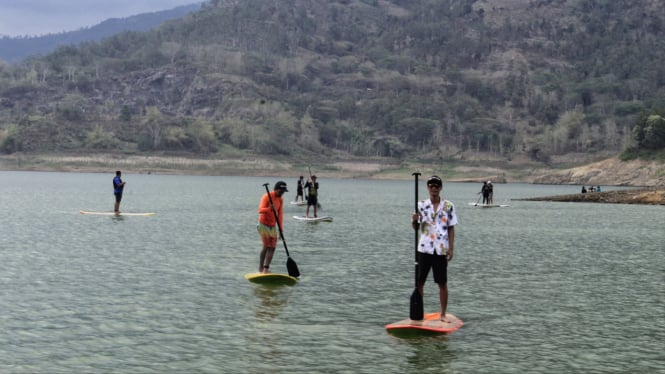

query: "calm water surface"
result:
(1, 171), (663, 373)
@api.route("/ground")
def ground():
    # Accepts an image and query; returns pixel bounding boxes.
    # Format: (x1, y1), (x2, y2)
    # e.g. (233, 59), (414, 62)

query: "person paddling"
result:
(304, 175), (319, 218)
(411, 175), (458, 322)
(257, 181), (288, 274)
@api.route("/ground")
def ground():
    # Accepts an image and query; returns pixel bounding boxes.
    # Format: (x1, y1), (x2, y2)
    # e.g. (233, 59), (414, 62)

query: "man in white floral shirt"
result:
(411, 175), (458, 322)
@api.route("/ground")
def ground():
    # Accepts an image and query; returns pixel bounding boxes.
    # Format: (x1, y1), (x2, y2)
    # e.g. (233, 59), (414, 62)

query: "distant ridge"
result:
(0, 3), (202, 63)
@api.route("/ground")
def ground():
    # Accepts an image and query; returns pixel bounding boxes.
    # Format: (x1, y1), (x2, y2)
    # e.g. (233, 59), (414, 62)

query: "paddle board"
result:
(468, 203), (509, 208)
(290, 201), (307, 206)
(244, 272), (298, 286)
(80, 210), (156, 216)
(386, 312), (463, 334)
(293, 215), (333, 222)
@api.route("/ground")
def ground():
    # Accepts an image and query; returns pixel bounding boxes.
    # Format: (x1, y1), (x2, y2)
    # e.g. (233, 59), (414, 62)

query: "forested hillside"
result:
(1, 0), (664, 165)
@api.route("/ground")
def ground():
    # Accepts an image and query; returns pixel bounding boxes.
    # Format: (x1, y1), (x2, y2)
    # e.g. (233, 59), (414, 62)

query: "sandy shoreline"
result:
(0, 153), (466, 180)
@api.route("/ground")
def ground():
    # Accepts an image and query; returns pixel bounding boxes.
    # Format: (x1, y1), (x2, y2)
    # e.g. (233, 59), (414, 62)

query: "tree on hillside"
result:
(632, 111), (665, 150)
(141, 107), (165, 150)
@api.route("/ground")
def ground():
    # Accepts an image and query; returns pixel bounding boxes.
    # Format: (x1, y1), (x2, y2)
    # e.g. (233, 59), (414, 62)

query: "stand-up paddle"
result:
(263, 183), (300, 278)
(410, 172), (424, 321)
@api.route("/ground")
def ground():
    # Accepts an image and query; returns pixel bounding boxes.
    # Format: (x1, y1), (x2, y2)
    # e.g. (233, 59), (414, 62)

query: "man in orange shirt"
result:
(257, 181), (288, 273)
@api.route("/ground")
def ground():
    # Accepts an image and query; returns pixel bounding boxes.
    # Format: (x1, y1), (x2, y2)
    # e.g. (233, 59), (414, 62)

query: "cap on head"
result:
(427, 175), (442, 187)
(311, 175), (317, 179)
(274, 181), (289, 192)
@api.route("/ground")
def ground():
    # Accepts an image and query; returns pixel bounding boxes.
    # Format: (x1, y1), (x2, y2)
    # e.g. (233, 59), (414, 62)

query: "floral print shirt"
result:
(417, 198), (457, 255)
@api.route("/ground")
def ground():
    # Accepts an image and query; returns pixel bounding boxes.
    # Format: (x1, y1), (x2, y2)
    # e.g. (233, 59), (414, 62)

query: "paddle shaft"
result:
(410, 172), (424, 320)
(413, 172), (421, 288)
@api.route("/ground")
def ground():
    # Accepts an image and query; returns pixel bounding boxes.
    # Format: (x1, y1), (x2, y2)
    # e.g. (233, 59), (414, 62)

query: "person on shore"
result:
(305, 175), (319, 218)
(295, 176), (305, 202)
(411, 175), (458, 322)
(257, 181), (288, 274)
(581, 186), (587, 194)
(113, 170), (126, 214)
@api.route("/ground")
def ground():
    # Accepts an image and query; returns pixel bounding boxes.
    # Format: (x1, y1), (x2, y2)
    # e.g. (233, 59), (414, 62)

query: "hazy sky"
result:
(0, 0), (202, 37)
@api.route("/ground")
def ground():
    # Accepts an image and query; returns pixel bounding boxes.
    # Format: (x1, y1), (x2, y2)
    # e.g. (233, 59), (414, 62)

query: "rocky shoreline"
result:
(514, 188), (665, 206)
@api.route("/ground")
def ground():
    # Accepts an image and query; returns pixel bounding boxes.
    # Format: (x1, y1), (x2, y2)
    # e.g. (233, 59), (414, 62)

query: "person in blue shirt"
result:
(113, 170), (126, 214)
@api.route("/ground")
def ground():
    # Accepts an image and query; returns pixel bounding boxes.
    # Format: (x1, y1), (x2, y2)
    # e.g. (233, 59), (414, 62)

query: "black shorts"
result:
(114, 193), (123, 203)
(417, 252), (448, 285)
(307, 195), (318, 206)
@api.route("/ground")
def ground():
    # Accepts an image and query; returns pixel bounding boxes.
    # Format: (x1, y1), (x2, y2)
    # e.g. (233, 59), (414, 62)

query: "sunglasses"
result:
(427, 183), (442, 188)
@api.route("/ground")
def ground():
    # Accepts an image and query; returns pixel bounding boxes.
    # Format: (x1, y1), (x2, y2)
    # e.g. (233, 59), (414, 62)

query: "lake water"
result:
(1, 171), (663, 373)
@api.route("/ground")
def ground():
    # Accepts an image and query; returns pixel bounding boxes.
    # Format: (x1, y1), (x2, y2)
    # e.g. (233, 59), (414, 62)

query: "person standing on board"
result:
(411, 175), (458, 322)
(295, 176), (305, 202)
(113, 170), (126, 214)
(304, 175), (319, 218)
(487, 180), (494, 205)
(257, 181), (288, 273)
(480, 181), (490, 205)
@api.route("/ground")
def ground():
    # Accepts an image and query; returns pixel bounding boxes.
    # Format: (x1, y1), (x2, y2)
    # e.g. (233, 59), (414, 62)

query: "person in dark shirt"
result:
(295, 176), (305, 202)
(113, 170), (126, 214)
(304, 175), (319, 218)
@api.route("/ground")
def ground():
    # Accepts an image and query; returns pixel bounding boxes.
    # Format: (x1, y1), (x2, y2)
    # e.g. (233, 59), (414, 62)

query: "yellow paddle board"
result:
(244, 272), (298, 286)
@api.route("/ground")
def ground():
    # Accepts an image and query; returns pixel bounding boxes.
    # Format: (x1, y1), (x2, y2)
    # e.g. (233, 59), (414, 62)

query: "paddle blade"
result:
(409, 288), (424, 320)
(287, 257), (300, 278)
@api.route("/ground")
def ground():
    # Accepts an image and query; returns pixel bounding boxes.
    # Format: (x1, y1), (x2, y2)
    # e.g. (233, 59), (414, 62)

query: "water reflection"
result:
(406, 335), (457, 372)
(111, 215), (126, 222)
(251, 285), (291, 322)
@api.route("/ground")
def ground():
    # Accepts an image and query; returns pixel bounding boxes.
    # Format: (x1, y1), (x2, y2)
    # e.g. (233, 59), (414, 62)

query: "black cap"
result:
(311, 175), (317, 179)
(274, 181), (289, 192)
(427, 175), (442, 186)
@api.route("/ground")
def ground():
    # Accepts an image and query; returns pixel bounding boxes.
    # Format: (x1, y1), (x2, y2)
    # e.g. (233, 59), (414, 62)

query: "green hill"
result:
(1, 0), (664, 166)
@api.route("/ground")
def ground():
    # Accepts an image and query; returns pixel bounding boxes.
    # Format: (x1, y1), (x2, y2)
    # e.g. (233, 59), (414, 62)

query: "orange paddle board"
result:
(386, 312), (463, 334)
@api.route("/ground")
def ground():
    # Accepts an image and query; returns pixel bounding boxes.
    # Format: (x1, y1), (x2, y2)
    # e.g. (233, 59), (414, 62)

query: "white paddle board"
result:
(468, 203), (509, 208)
(293, 215), (333, 222)
(80, 210), (156, 216)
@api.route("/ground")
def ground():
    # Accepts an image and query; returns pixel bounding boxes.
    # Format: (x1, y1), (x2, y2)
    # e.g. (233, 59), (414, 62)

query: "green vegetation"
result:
(1, 0), (664, 164)
(620, 109), (665, 160)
